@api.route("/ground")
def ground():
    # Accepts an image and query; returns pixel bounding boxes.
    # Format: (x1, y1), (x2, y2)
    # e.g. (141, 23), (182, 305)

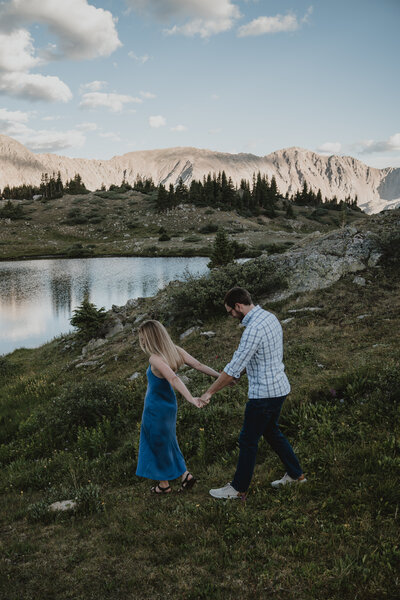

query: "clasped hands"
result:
(192, 377), (239, 409)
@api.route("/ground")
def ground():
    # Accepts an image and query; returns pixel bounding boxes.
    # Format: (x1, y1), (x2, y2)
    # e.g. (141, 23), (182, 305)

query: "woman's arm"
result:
(177, 347), (220, 378)
(149, 355), (202, 407)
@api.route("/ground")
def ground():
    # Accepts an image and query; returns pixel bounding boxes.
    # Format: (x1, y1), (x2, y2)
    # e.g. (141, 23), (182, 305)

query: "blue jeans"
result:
(231, 396), (303, 493)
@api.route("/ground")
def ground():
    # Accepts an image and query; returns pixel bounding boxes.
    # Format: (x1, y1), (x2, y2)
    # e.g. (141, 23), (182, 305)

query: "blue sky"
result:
(0, 0), (399, 167)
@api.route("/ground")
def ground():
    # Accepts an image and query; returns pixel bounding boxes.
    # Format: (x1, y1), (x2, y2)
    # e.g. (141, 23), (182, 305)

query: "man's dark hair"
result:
(224, 287), (253, 308)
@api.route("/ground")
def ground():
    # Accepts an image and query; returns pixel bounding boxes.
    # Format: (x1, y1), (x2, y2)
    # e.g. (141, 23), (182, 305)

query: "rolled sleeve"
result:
(224, 328), (260, 378)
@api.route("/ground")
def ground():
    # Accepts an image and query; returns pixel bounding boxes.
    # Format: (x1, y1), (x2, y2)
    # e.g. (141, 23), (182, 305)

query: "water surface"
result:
(0, 256), (209, 356)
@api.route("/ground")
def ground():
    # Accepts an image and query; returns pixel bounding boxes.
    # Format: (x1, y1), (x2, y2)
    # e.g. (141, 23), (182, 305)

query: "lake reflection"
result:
(0, 257), (209, 356)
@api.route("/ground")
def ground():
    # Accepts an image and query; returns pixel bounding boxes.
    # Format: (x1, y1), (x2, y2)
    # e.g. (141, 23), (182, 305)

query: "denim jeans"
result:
(231, 396), (303, 493)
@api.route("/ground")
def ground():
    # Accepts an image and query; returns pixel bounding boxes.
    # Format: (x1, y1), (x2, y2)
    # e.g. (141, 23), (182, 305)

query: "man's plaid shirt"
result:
(224, 305), (291, 399)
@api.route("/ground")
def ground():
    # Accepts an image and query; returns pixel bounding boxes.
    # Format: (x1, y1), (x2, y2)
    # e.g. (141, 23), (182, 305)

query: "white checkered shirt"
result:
(224, 305), (291, 399)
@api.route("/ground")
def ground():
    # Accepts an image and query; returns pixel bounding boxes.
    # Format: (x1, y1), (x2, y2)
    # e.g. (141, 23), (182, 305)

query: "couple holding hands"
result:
(136, 287), (306, 498)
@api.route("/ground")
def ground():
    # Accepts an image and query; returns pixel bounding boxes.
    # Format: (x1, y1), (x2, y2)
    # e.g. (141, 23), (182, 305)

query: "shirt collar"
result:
(241, 305), (260, 327)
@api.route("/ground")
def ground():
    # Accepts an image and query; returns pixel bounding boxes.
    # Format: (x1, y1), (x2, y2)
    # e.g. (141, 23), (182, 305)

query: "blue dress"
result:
(136, 365), (187, 480)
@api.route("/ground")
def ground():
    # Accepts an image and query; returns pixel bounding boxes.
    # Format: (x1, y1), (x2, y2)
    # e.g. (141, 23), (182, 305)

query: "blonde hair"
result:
(138, 320), (184, 371)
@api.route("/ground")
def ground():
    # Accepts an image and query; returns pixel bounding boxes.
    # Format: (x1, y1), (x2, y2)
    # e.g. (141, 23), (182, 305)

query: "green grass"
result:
(0, 258), (399, 599)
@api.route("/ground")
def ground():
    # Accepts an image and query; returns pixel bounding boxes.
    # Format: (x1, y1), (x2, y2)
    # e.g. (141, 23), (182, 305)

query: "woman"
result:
(136, 320), (220, 494)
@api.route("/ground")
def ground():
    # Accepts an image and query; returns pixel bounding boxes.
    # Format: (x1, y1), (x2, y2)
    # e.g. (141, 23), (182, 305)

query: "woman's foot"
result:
(151, 481), (171, 494)
(179, 471), (196, 492)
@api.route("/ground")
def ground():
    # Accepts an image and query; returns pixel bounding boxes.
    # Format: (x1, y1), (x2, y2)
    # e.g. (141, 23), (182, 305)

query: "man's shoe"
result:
(209, 483), (243, 499)
(270, 473), (307, 488)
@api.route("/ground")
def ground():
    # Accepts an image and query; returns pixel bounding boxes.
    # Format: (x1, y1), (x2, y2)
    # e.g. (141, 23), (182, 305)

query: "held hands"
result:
(192, 397), (207, 408)
(191, 393), (212, 408)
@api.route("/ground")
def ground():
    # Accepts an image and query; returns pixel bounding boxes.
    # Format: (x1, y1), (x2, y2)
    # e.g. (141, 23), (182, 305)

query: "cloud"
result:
(127, 0), (241, 38)
(0, 28), (72, 101)
(80, 81), (108, 92)
(99, 131), (122, 142)
(316, 142), (342, 154)
(76, 122), (98, 131)
(20, 128), (86, 152)
(357, 133), (400, 154)
(0, 71), (72, 102)
(140, 90), (156, 99)
(170, 125), (187, 132)
(128, 51), (150, 64)
(0, 107), (30, 128)
(0, 0), (121, 102)
(0, 0), (121, 60)
(238, 7), (313, 37)
(149, 115), (166, 128)
(80, 92), (142, 112)
(209, 127), (222, 134)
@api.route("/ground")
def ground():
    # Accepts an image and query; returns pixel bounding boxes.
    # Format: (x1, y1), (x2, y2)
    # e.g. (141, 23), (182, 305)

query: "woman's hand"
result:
(192, 397), (206, 408)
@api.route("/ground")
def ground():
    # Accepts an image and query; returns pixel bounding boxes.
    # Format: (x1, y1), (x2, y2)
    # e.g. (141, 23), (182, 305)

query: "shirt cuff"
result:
(224, 364), (241, 379)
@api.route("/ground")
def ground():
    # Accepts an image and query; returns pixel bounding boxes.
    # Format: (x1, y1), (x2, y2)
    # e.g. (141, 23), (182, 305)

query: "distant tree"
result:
(65, 173), (89, 195)
(155, 184), (169, 212)
(208, 229), (235, 269)
(175, 178), (189, 204)
(285, 202), (295, 219)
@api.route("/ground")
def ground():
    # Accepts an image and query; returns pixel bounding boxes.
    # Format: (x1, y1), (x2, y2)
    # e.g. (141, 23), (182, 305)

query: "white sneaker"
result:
(270, 473), (307, 488)
(209, 483), (243, 499)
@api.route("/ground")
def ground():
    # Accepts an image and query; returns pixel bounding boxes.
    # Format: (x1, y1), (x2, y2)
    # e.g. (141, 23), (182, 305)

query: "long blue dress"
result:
(136, 365), (187, 480)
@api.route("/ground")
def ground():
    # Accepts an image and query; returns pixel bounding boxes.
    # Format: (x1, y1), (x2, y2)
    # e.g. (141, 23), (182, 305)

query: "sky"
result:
(0, 0), (399, 167)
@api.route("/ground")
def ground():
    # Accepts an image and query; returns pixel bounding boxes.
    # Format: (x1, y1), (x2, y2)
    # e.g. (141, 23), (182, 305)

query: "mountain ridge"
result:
(1, 134), (399, 214)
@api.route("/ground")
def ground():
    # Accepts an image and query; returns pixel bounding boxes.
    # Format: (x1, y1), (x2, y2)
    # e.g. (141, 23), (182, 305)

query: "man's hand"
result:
(192, 397), (205, 408)
(200, 391), (212, 405)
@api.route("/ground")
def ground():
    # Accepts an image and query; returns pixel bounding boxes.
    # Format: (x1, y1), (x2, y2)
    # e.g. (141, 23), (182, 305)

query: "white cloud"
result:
(0, 1), (121, 103)
(149, 115), (166, 128)
(238, 7), (312, 37)
(0, 0), (121, 60)
(0, 29), (71, 101)
(0, 71), (72, 102)
(0, 107), (30, 126)
(80, 92), (142, 112)
(140, 90), (156, 99)
(80, 81), (107, 92)
(20, 128), (86, 152)
(316, 142), (342, 154)
(127, 0), (241, 38)
(170, 124), (187, 132)
(0, 29), (41, 72)
(76, 122), (98, 131)
(211, 94), (220, 100)
(99, 131), (122, 142)
(128, 51), (150, 64)
(357, 133), (400, 154)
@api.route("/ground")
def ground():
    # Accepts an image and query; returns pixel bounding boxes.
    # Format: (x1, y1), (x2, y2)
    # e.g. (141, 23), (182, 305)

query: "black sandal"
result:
(151, 483), (171, 494)
(179, 473), (196, 492)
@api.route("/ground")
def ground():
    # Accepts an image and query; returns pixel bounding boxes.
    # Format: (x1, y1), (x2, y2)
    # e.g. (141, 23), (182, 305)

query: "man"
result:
(201, 287), (306, 499)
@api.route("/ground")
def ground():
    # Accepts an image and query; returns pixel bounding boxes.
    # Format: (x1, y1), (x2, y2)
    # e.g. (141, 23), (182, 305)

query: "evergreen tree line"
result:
(154, 172), (360, 215)
(155, 171), (281, 216)
(288, 180), (360, 211)
(0, 172), (88, 201)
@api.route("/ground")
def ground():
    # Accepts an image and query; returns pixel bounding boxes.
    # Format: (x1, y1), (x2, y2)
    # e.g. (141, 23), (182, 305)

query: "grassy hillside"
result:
(0, 190), (367, 260)
(0, 230), (399, 599)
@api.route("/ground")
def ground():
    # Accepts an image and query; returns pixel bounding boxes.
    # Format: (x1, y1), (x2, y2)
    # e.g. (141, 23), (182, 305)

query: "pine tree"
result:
(208, 229), (234, 269)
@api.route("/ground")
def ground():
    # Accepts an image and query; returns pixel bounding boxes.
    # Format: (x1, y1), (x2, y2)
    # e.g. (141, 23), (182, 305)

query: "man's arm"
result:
(200, 371), (234, 404)
(201, 327), (259, 404)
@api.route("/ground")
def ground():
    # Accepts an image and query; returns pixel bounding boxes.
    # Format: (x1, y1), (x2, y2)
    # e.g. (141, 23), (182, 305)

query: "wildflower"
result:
(199, 428), (204, 431)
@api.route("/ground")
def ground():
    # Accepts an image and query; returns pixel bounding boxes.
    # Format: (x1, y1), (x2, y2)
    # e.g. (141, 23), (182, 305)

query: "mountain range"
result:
(1, 134), (399, 214)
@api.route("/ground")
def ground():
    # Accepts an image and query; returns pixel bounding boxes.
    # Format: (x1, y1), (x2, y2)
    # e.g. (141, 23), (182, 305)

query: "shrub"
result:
(158, 233), (171, 242)
(18, 380), (133, 452)
(70, 298), (107, 341)
(379, 231), (400, 266)
(199, 223), (218, 234)
(160, 258), (286, 322)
